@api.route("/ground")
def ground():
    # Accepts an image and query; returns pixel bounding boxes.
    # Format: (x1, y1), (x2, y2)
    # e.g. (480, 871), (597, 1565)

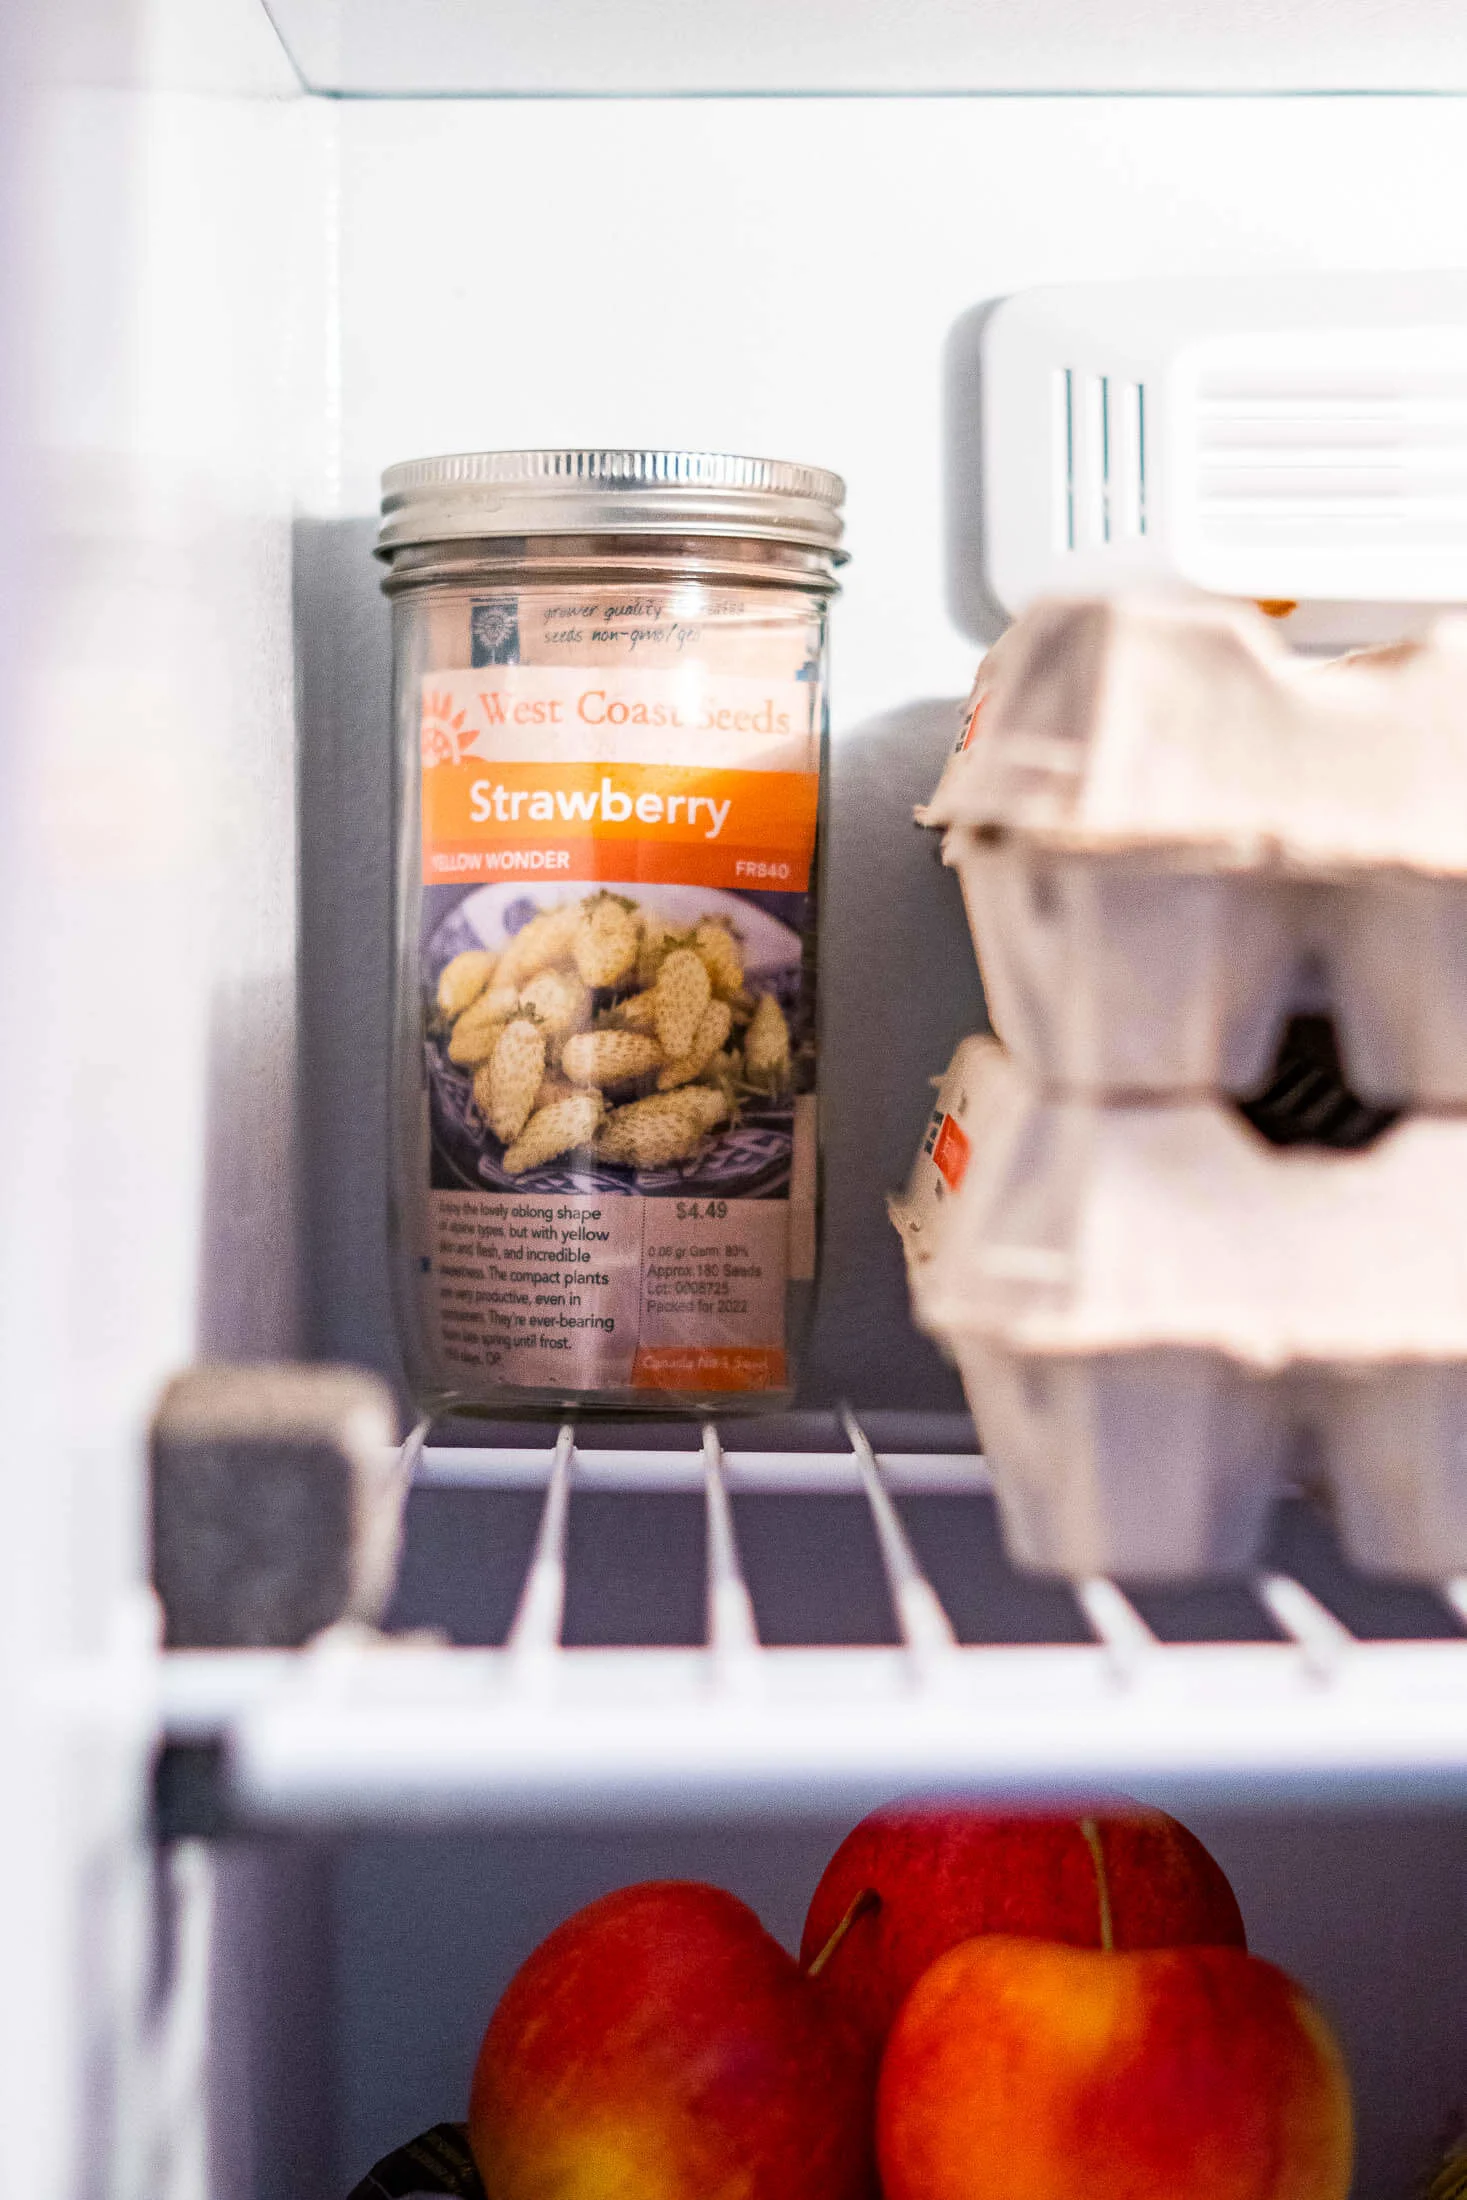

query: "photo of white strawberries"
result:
(446, 982), (519, 1068)
(560, 1029), (665, 1088)
(572, 892), (642, 989)
(597, 1086), (730, 1168)
(653, 947), (713, 1060)
(429, 886), (802, 1185)
(745, 988), (793, 1087)
(501, 1089), (604, 1177)
(659, 997), (734, 1090)
(477, 1015), (546, 1145)
(435, 946), (497, 1022)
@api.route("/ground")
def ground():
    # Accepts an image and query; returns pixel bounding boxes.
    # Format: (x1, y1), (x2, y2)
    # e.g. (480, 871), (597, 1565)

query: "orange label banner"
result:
(632, 1345), (788, 1393)
(422, 759), (819, 890)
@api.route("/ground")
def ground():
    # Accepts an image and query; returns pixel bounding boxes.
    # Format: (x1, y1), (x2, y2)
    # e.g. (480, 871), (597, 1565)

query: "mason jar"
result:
(377, 449), (845, 1417)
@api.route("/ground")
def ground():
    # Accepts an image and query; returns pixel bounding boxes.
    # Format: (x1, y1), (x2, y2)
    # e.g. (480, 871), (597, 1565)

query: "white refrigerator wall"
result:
(333, 96), (1467, 728)
(0, 3), (319, 2193)
(10, 0), (316, 1668)
(268, 0), (1467, 95)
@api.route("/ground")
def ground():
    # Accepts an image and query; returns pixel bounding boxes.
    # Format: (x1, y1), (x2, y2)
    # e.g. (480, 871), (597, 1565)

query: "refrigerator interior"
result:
(7, 0), (1467, 2193)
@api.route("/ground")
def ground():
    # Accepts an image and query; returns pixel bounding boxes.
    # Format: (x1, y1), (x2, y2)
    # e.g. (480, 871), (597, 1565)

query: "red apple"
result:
(800, 1802), (1244, 2054)
(877, 1934), (1352, 2200)
(469, 1880), (874, 2200)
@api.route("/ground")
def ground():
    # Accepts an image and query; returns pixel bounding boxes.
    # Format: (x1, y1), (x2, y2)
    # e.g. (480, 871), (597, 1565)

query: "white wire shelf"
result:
(156, 1415), (1467, 1829)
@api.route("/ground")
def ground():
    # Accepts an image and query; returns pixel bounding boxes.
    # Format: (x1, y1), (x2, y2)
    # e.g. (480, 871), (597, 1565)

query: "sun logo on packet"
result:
(421, 691), (473, 768)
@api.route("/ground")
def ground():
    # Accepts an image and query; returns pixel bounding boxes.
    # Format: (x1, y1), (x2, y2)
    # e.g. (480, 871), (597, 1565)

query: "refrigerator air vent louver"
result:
(983, 275), (1467, 643)
(1056, 369), (1148, 550)
(1193, 366), (1467, 553)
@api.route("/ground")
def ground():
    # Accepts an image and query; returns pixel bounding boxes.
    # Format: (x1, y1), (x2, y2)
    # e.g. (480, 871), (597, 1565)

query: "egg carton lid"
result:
(919, 597), (1467, 879)
(920, 1051), (1467, 1369)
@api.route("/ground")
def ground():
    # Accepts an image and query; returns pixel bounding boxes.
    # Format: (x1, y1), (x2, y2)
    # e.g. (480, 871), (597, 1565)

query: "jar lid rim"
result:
(377, 447), (846, 557)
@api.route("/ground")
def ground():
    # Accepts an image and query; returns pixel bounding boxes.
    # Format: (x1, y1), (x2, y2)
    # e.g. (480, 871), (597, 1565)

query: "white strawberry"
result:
(436, 948), (498, 1022)
(502, 1091), (605, 1176)
(658, 998), (734, 1089)
(744, 992), (792, 1088)
(481, 1016), (547, 1144)
(597, 1086), (729, 1168)
(654, 947), (713, 1061)
(560, 1029), (663, 1088)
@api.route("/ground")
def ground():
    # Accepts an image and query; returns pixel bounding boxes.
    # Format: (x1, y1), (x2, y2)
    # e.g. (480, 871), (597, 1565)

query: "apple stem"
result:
(806, 1887), (881, 1978)
(1080, 1818), (1115, 1953)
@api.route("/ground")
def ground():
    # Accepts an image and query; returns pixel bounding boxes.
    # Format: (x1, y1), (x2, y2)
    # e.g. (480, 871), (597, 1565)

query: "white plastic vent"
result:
(1055, 369), (1148, 551)
(1191, 358), (1467, 555)
(984, 275), (1467, 646)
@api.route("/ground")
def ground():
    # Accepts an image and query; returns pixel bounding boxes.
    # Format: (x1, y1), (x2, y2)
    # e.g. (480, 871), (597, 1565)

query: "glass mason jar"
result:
(377, 450), (845, 1418)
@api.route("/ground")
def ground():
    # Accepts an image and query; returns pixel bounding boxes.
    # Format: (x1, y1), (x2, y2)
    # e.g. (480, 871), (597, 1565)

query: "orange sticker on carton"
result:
(932, 1111), (972, 1193)
(421, 665), (820, 889)
(957, 689), (987, 754)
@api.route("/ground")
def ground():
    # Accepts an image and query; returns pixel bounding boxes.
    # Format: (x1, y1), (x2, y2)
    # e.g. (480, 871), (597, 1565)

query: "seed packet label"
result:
(421, 667), (818, 889)
(635, 1200), (789, 1391)
(432, 1190), (645, 1387)
(416, 588), (821, 1399)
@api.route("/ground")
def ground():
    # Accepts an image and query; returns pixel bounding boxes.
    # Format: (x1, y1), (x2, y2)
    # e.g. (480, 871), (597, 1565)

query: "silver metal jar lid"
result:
(376, 448), (846, 559)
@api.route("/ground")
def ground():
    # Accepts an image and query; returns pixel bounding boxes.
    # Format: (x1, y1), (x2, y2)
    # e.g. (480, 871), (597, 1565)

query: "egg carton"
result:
(920, 599), (1467, 1102)
(888, 1034), (1002, 1298)
(915, 1049), (1467, 1580)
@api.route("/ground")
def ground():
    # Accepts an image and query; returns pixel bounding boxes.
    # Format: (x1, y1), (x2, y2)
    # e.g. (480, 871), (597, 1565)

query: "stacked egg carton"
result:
(907, 595), (1467, 1580)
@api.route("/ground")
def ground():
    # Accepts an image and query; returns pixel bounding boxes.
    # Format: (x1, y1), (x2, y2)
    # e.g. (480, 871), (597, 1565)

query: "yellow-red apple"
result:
(877, 1935), (1352, 2200)
(469, 1880), (874, 2200)
(801, 1802), (1244, 2055)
